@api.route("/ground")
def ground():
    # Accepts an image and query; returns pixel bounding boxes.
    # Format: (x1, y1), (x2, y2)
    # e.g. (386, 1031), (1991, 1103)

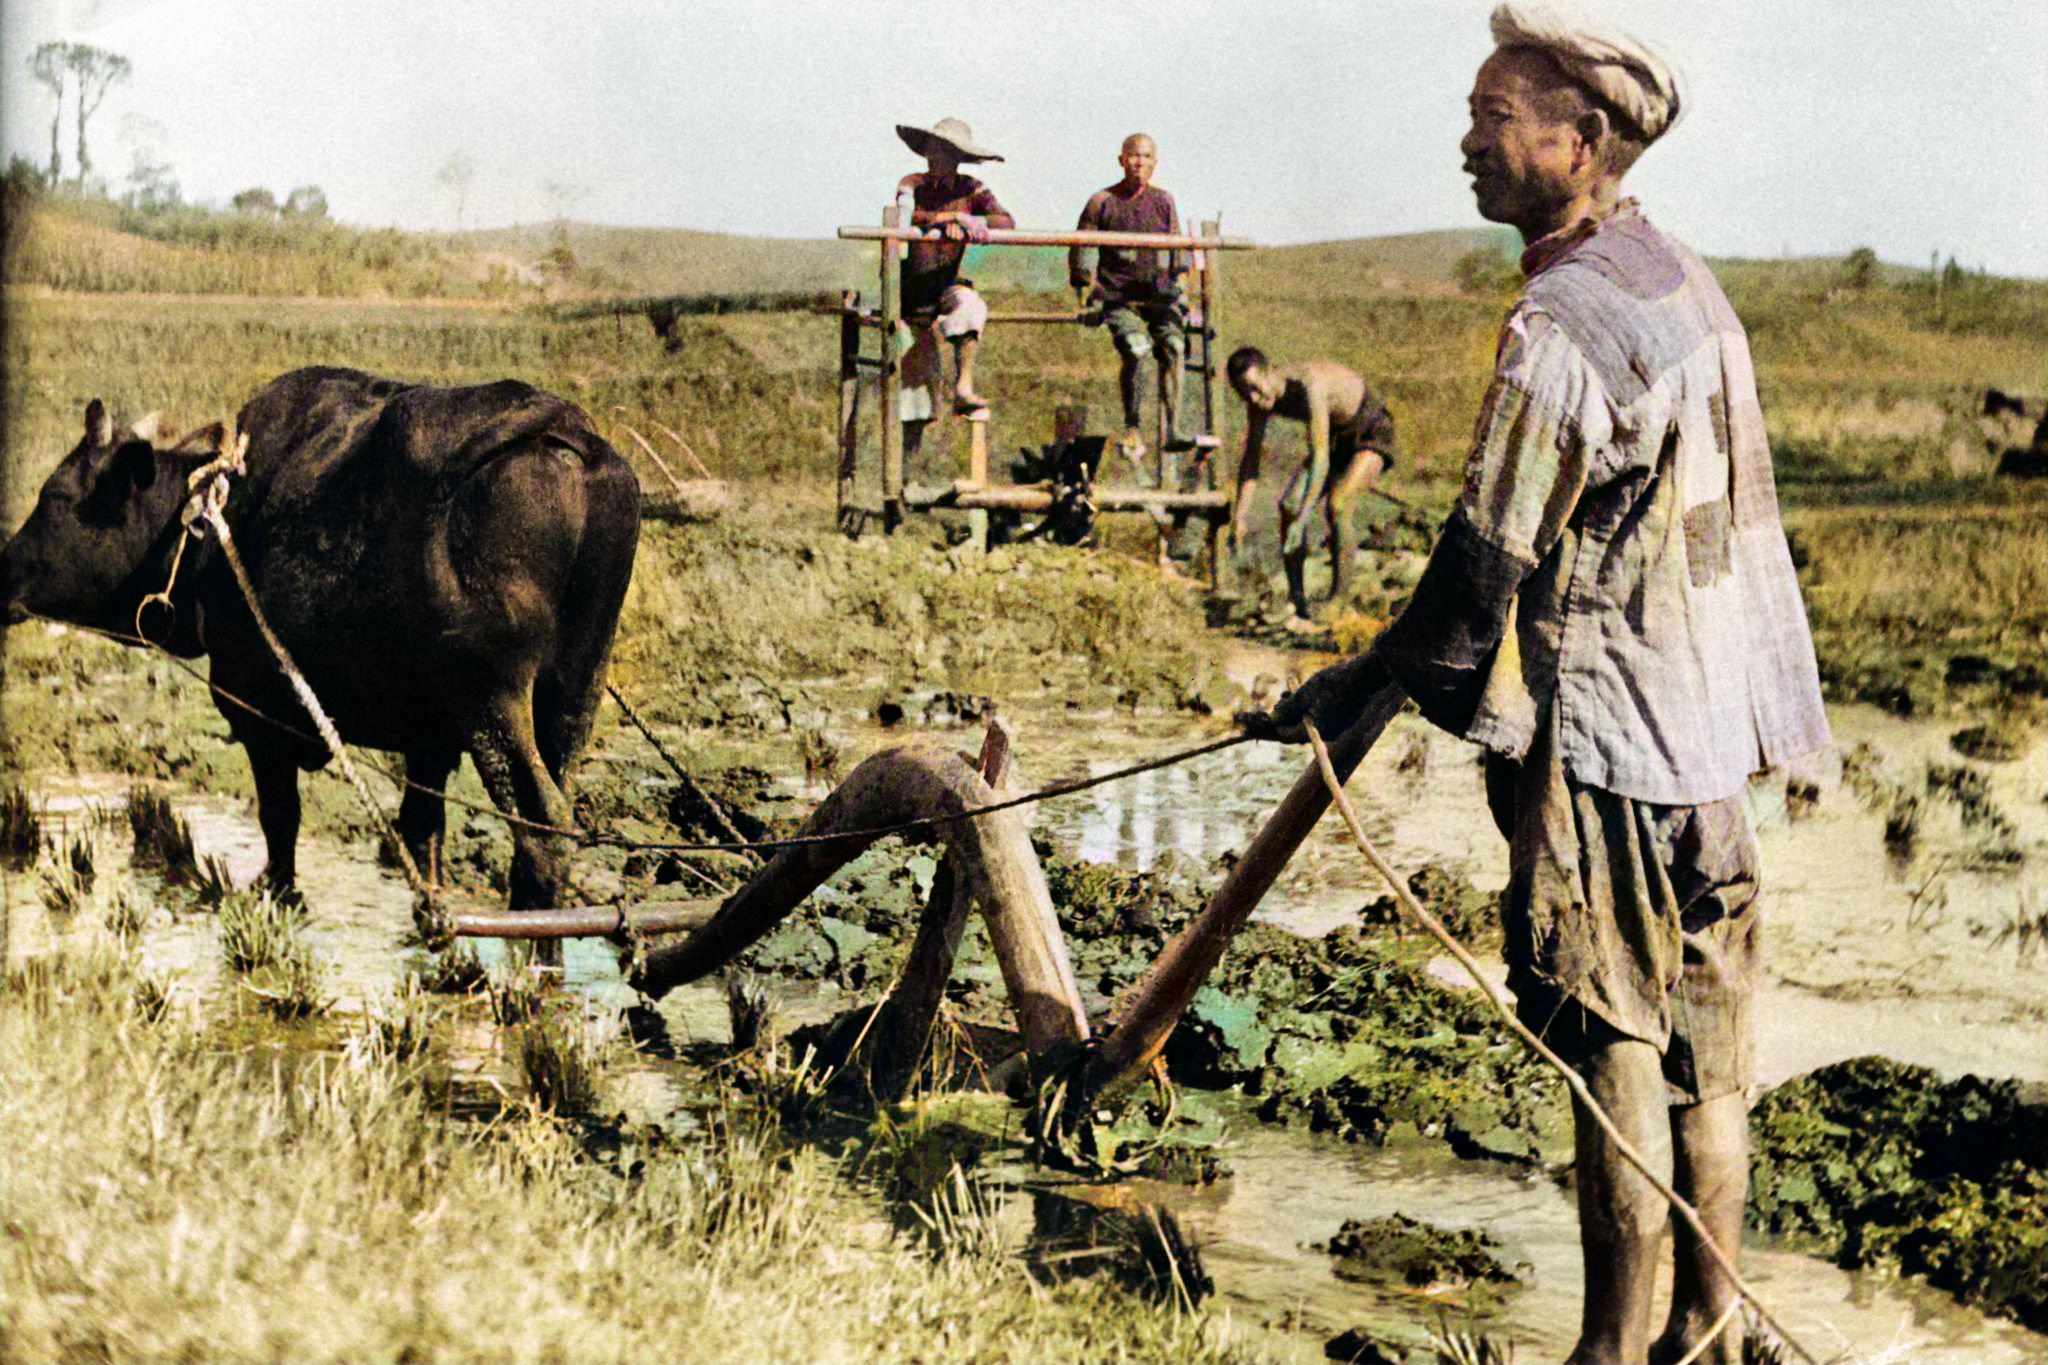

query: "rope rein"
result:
(168, 436), (450, 946)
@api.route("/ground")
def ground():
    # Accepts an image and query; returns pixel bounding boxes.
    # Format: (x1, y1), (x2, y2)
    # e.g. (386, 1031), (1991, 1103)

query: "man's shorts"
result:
(1103, 301), (1185, 363)
(1484, 710), (1764, 1106)
(898, 285), (990, 421)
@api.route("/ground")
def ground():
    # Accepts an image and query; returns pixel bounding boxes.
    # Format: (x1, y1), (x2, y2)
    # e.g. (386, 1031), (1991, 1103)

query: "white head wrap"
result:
(1489, 2), (1682, 143)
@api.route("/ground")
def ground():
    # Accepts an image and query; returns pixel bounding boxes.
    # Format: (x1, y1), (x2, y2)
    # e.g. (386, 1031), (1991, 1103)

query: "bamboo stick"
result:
(1082, 684), (1407, 1095)
(840, 226), (1255, 251)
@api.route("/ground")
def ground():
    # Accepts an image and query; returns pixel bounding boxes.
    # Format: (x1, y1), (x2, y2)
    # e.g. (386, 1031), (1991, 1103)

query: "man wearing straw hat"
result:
(1253, 6), (1830, 1361)
(893, 118), (1015, 471)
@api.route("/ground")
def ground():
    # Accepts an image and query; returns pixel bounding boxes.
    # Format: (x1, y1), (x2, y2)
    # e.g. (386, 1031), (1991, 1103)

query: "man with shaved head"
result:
(1071, 134), (1190, 463)
(1252, 6), (1829, 1361)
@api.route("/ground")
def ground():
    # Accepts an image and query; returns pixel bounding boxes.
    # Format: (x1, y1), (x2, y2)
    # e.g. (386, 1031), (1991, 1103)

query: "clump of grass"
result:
(413, 943), (489, 994)
(486, 964), (548, 1025)
(1, 938), (1256, 1364)
(514, 1010), (604, 1115)
(130, 973), (175, 1026)
(1, 783), (45, 869)
(346, 979), (440, 1070)
(726, 972), (774, 1051)
(217, 887), (308, 974)
(126, 786), (199, 884)
(39, 862), (90, 920)
(190, 853), (237, 908)
(100, 881), (150, 938)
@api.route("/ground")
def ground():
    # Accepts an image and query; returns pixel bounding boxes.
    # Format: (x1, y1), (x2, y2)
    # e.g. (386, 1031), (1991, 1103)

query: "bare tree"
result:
(64, 44), (132, 181)
(437, 152), (476, 230)
(27, 42), (68, 182)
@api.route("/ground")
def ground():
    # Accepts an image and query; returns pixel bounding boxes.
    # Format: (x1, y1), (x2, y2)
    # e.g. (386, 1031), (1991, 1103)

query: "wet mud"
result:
(5, 678), (2045, 1362)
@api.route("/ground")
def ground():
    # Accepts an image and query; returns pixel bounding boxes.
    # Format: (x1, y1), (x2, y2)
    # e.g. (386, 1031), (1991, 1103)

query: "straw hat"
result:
(896, 118), (1004, 164)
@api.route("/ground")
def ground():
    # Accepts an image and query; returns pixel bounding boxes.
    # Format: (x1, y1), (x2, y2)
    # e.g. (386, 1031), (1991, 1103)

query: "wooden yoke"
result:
(629, 738), (1089, 1069)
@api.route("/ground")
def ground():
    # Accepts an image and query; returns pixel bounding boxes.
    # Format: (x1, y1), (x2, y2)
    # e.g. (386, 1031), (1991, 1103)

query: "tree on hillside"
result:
(64, 44), (131, 181)
(27, 43), (68, 183)
(232, 187), (279, 218)
(437, 153), (476, 230)
(283, 185), (329, 220)
(1843, 246), (1878, 291)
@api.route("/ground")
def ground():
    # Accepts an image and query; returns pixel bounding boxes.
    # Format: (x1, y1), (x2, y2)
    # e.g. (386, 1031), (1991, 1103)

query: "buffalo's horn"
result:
(85, 399), (114, 448)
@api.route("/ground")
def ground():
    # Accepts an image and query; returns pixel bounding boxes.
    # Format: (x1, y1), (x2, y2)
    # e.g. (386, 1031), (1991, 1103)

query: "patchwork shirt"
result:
(1376, 204), (1830, 805)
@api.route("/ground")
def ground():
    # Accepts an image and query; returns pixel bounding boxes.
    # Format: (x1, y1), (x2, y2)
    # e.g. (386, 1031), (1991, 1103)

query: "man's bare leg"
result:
(951, 333), (986, 411)
(1569, 1035), (1670, 1365)
(1324, 452), (1384, 604)
(1279, 507), (1314, 628)
(1158, 330), (1186, 451)
(1651, 1093), (1749, 1365)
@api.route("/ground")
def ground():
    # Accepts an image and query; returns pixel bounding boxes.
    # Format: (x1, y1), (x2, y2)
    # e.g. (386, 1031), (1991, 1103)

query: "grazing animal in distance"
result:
(0, 366), (641, 910)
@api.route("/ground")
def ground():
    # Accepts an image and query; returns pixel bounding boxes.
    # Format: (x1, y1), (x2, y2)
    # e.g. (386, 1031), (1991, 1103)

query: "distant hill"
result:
(449, 223), (869, 297)
(449, 221), (1522, 300)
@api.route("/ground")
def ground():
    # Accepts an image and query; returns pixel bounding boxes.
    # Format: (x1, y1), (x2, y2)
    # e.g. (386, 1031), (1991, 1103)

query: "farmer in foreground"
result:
(1254, 7), (1830, 1361)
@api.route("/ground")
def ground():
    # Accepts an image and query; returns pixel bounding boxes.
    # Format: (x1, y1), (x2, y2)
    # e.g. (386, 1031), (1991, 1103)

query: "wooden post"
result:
(863, 719), (1013, 1097)
(879, 205), (905, 533)
(1199, 220), (1221, 443)
(966, 408), (991, 550)
(836, 289), (862, 529)
(630, 742), (1090, 1070)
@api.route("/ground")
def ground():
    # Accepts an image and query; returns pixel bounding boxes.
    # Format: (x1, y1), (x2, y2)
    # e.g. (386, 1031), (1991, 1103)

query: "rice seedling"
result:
(126, 785), (199, 884)
(39, 862), (89, 920)
(1988, 891), (2048, 963)
(906, 1162), (1011, 1267)
(100, 880), (150, 938)
(1426, 1323), (1517, 1365)
(217, 886), (308, 974)
(485, 963), (548, 1025)
(130, 972), (175, 1026)
(242, 946), (329, 1021)
(1, 782), (45, 869)
(513, 1009), (604, 1114)
(725, 971), (774, 1051)
(413, 942), (490, 994)
(346, 978), (441, 1070)
(190, 852), (237, 908)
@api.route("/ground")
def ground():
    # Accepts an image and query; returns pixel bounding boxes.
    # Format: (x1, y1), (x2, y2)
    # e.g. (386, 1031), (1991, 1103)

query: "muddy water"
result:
(9, 686), (2044, 1363)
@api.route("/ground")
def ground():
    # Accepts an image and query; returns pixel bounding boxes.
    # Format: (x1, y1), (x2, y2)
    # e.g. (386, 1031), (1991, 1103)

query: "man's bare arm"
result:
(1233, 408), (1270, 544)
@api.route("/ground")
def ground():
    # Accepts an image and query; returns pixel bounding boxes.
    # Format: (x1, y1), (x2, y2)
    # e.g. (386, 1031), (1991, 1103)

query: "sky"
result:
(4, 0), (2045, 276)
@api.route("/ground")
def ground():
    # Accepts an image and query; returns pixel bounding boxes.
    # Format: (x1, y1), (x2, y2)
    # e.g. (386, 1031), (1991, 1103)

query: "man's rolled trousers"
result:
(1266, 202), (1830, 1361)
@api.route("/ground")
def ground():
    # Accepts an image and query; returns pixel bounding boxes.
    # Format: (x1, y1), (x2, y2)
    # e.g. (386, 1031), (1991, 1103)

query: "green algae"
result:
(1749, 1056), (2048, 1330)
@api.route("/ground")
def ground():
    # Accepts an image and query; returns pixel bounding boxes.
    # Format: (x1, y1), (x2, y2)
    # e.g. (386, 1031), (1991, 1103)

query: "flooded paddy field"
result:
(8, 669), (2041, 1363)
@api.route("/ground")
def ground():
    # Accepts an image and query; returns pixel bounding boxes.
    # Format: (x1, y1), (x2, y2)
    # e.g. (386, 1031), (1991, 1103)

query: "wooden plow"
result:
(831, 216), (1257, 583)
(454, 690), (1403, 1109)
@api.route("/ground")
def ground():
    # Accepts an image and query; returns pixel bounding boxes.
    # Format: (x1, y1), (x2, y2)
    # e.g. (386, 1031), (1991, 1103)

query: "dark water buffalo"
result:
(1, 366), (640, 909)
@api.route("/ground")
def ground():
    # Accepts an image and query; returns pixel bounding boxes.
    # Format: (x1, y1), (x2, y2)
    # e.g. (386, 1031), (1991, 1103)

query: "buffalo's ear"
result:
(110, 439), (163, 493)
(84, 399), (114, 449)
(172, 422), (226, 457)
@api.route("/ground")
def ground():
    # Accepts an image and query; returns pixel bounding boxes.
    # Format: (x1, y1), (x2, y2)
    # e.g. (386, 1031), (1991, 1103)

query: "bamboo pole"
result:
(837, 288), (861, 523)
(905, 484), (1231, 514)
(879, 206), (905, 533)
(840, 225), (1255, 251)
(1081, 684), (1407, 1096)
(454, 902), (717, 939)
(966, 408), (991, 551)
